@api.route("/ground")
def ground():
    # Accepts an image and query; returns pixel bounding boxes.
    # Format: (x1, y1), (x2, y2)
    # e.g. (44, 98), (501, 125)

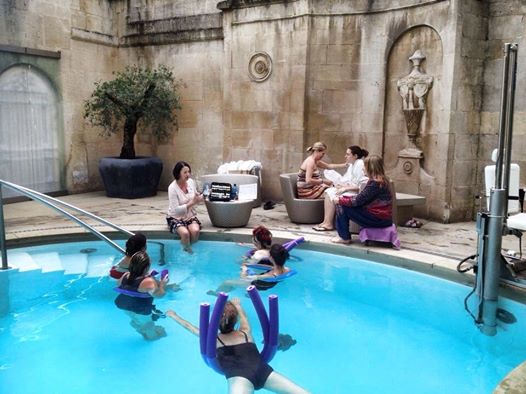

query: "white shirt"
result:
(167, 178), (198, 220)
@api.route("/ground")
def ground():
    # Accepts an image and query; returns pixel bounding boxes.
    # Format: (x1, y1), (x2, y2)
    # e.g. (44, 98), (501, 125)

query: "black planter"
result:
(99, 156), (163, 199)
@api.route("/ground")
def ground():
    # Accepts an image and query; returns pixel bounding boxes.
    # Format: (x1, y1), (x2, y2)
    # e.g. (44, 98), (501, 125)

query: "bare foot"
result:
(331, 237), (351, 245)
(183, 245), (193, 254)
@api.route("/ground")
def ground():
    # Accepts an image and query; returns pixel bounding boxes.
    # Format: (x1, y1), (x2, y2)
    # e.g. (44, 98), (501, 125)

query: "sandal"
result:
(331, 237), (351, 245)
(312, 226), (334, 232)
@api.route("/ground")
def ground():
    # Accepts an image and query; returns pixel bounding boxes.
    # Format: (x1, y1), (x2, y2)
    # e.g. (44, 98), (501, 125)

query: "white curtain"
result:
(0, 65), (61, 198)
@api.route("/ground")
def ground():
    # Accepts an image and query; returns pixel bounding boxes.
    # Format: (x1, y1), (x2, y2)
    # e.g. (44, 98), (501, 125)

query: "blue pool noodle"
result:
(199, 303), (210, 365)
(205, 292), (228, 374)
(200, 287), (279, 374)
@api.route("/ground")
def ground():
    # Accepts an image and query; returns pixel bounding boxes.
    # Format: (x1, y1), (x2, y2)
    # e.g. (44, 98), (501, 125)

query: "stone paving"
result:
(3, 191), (525, 272)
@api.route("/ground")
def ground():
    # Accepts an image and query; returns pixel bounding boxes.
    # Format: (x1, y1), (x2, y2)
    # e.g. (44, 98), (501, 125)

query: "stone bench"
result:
(395, 192), (426, 226)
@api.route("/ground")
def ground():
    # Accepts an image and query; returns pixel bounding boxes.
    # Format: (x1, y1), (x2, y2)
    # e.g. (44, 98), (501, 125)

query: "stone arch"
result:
(0, 64), (62, 197)
(383, 25), (443, 178)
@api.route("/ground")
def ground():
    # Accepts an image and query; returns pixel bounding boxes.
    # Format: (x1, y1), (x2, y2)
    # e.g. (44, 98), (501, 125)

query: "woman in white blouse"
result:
(166, 161), (204, 253)
(313, 145), (369, 231)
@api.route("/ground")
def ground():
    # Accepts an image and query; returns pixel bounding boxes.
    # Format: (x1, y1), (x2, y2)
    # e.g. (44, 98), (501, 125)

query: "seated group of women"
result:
(297, 141), (393, 244)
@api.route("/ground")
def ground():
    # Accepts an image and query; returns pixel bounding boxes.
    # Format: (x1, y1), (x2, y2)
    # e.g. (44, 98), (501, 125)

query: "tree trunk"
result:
(120, 116), (137, 159)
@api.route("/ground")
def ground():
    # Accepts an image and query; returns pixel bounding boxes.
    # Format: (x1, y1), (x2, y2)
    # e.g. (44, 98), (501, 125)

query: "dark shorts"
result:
(166, 216), (202, 234)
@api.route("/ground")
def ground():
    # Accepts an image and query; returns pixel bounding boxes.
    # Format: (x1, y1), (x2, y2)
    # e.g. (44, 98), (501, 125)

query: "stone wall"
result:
(1, 0), (526, 222)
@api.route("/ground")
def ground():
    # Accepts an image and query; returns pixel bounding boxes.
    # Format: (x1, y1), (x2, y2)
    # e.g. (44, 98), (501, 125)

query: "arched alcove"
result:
(0, 64), (62, 197)
(383, 25), (443, 178)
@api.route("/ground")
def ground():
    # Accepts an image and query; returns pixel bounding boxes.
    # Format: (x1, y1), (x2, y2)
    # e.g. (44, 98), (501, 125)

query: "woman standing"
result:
(115, 251), (169, 340)
(313, 145), (369, 231)
(166, 161), (204, 253)
(296, 142), (345, 199)
(331, 155), (393, 244)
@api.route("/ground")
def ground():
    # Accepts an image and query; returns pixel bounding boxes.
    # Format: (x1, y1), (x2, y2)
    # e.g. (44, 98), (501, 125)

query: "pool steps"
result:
(4, 251), (115, 278)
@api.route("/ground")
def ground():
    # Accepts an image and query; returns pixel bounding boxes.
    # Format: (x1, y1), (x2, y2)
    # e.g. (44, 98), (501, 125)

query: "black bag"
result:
(209, 182), (232, 202)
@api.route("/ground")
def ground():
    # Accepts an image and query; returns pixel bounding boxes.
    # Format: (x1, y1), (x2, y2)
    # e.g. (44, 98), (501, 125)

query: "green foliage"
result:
(83, 65), (181, 157)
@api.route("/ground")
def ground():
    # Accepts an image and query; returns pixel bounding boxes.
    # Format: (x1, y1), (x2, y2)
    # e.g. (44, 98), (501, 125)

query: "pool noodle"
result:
(261, 295), (279, 362)
(244, 236), (304, 257)
(205, 292), (228, 374)
(247, 285), (270, 345)
(199, 303), (210, 365)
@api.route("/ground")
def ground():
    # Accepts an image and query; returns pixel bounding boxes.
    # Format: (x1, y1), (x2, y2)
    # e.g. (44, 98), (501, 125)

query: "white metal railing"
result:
(0, 180), (133, 269)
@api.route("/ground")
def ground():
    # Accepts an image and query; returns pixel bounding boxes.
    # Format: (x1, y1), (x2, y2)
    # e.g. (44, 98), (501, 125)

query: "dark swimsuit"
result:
(216, 331), (273, 390)
(114, 275), (154, 315)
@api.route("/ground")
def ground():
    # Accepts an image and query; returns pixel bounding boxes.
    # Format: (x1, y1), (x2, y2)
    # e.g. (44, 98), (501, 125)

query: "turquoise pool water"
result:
(1, 239), (525, 393)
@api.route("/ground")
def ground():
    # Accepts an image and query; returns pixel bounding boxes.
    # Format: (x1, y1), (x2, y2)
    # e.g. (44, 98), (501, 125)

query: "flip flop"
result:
(331, 237), (351, 245)
(312, 226), (333, 232)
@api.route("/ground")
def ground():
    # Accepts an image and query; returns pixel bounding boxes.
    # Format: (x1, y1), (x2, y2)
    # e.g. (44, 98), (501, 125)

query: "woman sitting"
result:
(313, 145), (369, 231)
(167, 298), (309, 394)
(114, 251), (169, 340)
(331, 155), (393, 244)
(166, 161), (204, 253)
(297, 142), (346, 199)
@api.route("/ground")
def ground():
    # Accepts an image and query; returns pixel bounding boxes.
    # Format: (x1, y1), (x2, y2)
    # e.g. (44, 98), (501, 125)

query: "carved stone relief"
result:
(397, 50), (433, 156)
(248, 52), (272, 82)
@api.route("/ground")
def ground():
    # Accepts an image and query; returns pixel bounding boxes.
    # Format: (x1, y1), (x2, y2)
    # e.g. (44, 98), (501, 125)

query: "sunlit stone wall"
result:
(1, 0), (525, 222)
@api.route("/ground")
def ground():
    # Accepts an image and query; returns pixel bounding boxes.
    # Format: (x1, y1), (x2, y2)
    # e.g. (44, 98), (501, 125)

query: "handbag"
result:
(209, 182), (232, 202)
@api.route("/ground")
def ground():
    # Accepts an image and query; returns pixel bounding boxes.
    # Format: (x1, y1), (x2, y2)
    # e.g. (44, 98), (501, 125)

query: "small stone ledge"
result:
(71, 27), (118, 47)
(123, 13), (223, 46)
(217, 0), (297, 10)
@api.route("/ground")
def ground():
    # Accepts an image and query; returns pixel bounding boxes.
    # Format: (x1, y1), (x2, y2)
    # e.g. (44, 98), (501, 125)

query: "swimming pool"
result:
(1, 239), (525, 393)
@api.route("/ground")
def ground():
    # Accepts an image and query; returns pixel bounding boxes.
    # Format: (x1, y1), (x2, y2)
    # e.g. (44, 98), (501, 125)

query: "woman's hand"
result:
(231, 298), (241, 307)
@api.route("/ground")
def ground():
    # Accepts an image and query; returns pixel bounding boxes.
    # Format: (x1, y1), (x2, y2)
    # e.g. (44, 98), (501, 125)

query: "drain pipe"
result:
(0, 185), (8, 270)
(478, 43), (518, 336)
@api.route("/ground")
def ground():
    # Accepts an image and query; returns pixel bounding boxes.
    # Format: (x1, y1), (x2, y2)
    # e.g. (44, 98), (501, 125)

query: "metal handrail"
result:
(0, 180), (130, 269)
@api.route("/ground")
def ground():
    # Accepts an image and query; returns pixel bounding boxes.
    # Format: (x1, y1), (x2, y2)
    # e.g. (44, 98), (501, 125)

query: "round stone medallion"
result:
(248, 52), (272, 82)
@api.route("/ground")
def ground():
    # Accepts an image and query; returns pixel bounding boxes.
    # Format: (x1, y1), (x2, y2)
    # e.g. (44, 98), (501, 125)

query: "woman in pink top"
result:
(166, 161), (204, 253)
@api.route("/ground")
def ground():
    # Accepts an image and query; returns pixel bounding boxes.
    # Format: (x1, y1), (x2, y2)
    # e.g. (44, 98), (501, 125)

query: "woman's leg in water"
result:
(264, 371), (310, 394)
(227, 377), (254, 394)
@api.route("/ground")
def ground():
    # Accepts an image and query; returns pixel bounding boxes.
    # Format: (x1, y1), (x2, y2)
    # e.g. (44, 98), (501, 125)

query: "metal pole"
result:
(481, 189), (506, 335)
(0, 185), (8, 270)
(502, 44), (518, 215)
(495, 44), (511, 189)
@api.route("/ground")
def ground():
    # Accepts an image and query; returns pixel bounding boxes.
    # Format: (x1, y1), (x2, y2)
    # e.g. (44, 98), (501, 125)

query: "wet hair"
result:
(364, 155), (388, 185)
(306, 142), (327, 153)
(128, 251), (151, 280)
(173, 161), (191, 180)
(125, 233), (147, 257)
(219, 301), (238, 334)
(269, 244), (289, 267)
(349, 145), (369, 159)
(252, 225), (272, 249)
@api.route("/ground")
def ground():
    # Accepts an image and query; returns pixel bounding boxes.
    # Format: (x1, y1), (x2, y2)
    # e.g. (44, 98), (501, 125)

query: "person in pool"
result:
(166, 298), (309, 394)
(208, 244), (292, 295)
(114, 251), (169, 340)
(243, 225), (273, 265)
(109, 233), (147, 279)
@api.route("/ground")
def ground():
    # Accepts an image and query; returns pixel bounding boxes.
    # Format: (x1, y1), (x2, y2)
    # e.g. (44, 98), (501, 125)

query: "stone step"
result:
(8, 252), (40, 271)
(86, 255), (114, 277)
(31, 252), (63, 273)
(60, 253), (89, 275)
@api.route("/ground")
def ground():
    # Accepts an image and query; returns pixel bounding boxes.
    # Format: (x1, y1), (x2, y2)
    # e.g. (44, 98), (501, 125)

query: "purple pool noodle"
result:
(199, 303), (210, 364)
(247, 286), (270, 344)
(160, 269), (169, 280)
(205, 292), (229, 374)
(283, 237), (305, 251)
(150, 270), (159, 277)
(261, 295), (279, 363)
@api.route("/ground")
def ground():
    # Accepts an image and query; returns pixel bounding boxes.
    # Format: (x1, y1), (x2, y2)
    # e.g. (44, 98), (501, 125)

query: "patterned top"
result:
(338, 179), (392, 220)
(297, 168), (328, 199)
